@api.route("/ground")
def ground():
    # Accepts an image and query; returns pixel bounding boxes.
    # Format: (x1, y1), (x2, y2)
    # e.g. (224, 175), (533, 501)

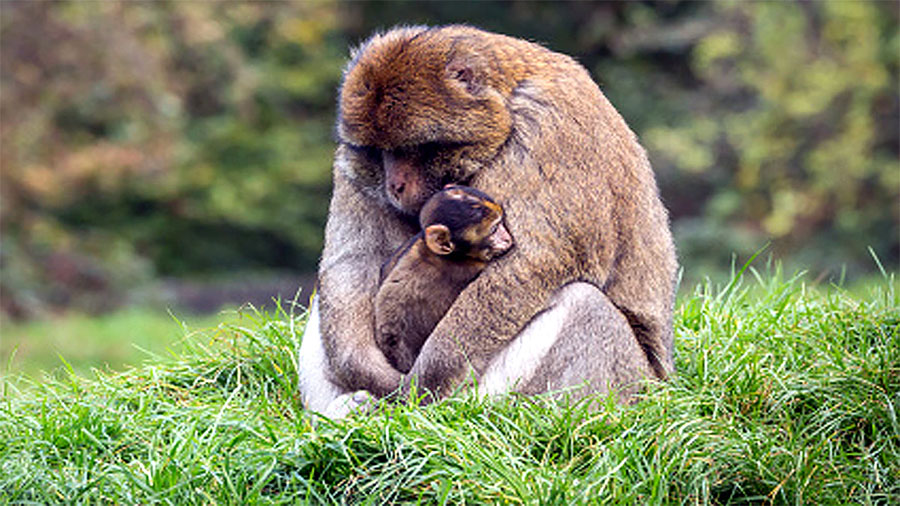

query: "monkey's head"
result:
(337, 26), (517, 215)
(419, 185), (513, 262)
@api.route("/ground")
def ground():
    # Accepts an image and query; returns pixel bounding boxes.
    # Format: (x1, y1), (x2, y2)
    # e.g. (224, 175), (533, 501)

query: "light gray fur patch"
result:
(478, 297), (566, 396)
(478, 283), (604, 396)
(297, 297), (346, 412)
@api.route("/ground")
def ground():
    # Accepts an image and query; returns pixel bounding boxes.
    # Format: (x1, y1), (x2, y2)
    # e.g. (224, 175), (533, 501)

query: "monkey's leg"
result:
(298, 296), (349, 412)
(479, 282), (653, 403)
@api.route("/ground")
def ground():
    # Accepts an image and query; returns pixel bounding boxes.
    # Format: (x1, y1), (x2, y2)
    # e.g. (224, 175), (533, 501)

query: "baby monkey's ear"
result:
(424, 225), (455, 255)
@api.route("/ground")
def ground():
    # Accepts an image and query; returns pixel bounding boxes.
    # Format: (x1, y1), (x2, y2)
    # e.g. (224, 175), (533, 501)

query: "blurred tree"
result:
(643, 0), (899, 276)
(1, 1), (344, 317)
(1, 0), (896, 318)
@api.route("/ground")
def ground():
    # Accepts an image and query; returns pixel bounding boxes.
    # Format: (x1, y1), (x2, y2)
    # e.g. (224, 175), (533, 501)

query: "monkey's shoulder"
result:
(381, 239), (482, 288)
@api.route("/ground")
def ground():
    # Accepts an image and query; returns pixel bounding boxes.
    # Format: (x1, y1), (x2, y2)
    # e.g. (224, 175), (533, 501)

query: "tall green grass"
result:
(1, 270), (897, 504)
(1, 308), (237, 380)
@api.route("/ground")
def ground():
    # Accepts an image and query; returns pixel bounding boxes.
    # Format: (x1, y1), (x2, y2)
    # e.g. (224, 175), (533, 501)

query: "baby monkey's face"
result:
(419, 185), (514, 262)
(467, 209), (513, 261)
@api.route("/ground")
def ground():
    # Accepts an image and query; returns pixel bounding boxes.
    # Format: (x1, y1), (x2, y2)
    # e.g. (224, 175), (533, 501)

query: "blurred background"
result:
(1, 1), (897, 377)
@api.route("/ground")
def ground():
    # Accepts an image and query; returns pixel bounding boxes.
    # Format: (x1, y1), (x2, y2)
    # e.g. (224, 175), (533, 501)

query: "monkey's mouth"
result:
(480, 244), (513, 262)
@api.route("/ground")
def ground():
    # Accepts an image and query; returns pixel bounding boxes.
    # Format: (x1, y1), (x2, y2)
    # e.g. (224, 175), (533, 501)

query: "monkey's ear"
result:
(446, 56), (483, 95)
(424, 225), (455, 255)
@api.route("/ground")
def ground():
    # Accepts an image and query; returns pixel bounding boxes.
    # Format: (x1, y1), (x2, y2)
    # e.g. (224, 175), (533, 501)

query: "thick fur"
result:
(301, 282), (647, 417)
(375, 239), (484, 374)
(313, 25), (677, 404)
(481, 282), (650, 402)
(374, 186), (511, 373)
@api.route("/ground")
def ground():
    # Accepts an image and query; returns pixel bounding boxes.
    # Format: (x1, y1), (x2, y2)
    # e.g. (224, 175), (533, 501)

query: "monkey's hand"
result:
(324, 390), (377, 419)
(318, 255), (406, 398)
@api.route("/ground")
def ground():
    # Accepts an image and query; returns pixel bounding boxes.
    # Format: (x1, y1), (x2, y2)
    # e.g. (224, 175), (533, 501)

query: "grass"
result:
(1, 308), (238, 380)
(1, 268), (898, 504)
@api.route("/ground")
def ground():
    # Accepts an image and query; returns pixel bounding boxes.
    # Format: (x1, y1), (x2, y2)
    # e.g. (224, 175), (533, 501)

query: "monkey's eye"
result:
(488, 216), (503, 233)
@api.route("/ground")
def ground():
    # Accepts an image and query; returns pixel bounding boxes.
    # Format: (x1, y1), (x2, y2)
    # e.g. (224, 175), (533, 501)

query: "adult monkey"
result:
(299, 25), (677, 415)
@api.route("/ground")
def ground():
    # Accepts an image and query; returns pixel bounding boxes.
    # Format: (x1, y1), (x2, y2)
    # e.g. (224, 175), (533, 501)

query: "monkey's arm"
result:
(317, 159), (413, 397)
(403, 208), (571, 401)
(402, 161), (676, 400)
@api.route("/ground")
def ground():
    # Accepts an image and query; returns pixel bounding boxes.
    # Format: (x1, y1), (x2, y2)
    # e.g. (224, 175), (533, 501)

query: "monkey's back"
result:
(374, 239), (486, 373)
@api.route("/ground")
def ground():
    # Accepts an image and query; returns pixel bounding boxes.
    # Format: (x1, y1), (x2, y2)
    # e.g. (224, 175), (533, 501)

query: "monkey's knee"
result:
(514, 282), (652, 402)
(551, 282), (624, 320)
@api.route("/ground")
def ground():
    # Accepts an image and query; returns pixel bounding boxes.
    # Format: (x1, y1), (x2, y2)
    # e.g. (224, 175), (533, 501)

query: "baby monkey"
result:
(375, 185), (514, 373)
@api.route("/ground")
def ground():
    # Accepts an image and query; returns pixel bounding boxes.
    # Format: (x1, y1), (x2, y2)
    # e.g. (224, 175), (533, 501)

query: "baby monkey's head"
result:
(418, 185), (513, 262)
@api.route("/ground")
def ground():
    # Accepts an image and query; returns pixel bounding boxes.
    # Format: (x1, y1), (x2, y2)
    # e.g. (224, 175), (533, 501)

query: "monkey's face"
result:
(421, 185), (514, 261)
(382, 145), (452, 214)
(466, 213), (513, 262)
(336, 27), (513, 215)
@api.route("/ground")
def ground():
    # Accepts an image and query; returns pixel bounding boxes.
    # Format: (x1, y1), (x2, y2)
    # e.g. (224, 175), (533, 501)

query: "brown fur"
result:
(317, 25), (677, 402)
(374, 186), (512, 374)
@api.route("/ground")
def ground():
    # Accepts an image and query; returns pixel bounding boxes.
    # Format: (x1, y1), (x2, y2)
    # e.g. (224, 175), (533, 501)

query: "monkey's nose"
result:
(390, 181), (405, 197)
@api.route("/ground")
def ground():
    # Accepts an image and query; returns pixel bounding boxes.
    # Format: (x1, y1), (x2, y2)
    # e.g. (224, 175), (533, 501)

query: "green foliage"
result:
(2, 273), (898, 503)
(1, 2), (343, 315)
(644, 0), (899, 275)
(1, 1), (897, 317)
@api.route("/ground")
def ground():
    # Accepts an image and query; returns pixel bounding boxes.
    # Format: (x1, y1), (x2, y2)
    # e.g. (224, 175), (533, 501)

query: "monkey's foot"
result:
(323, 390), (375, 419)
